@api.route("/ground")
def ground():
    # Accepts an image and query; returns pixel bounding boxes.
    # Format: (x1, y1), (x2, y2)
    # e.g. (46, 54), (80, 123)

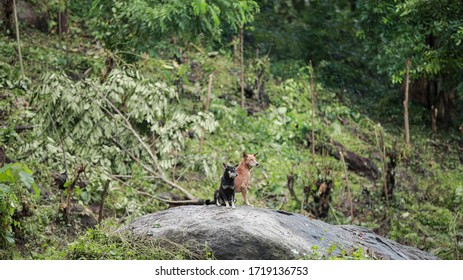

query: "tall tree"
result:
(358, 0), (463, 128)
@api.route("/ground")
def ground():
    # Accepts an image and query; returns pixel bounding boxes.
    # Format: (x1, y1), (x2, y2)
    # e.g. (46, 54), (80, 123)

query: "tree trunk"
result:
(431, 105), (437, 135)
(404, 59), (411, 149)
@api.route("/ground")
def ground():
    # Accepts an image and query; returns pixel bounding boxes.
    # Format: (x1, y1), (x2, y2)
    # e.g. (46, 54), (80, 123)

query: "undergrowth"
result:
(43, 224), (214, 260)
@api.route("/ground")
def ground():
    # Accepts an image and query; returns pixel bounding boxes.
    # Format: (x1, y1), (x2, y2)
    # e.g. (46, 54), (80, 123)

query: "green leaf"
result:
(19, 171), (40, 198)
(19, 171), (34, 188)
(63, 180), (72, 188)
(0, 163), (12, 174)
(81, 191), (89, 203)
(0, 183), (11, 194)
(6, 232), (15, 244)
(0, 163), (13, 183)
(32, 183), (40, 198)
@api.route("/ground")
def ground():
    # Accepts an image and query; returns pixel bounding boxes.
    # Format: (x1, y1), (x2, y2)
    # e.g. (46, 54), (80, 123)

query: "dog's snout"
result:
(255, 162), (259, 166)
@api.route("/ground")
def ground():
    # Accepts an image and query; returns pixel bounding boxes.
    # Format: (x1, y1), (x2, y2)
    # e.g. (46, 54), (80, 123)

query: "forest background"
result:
(0, 0), (462, 260)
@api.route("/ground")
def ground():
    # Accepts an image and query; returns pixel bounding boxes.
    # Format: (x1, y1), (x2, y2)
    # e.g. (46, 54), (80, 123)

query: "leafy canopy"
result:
(90, 0), (259, 55)
(357, 0), (463, 85)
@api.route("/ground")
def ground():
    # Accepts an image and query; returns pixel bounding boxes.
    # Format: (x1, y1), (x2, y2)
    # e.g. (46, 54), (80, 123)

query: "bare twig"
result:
(109, 174), (158, 179)
(232, 35), (238, 65)
(12, 0), (24, 80)
(98, 179), (111, 224)
(0, 125), (34, 132)
(309, 61), (316, 160)
(106, 128), (195, 199)
(240, 26), (245, 109)
(374, 125), (389, 208)
(65, 0), (70, 66)
(96, 86), (197, 199)
(101, 96), (161, 173)
(66, 164), (86, 220)
(109, 136), (194, 199)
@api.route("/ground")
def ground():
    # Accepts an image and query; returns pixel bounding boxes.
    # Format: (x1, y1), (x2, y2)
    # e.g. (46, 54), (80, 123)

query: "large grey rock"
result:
(122, 206), (437, 260)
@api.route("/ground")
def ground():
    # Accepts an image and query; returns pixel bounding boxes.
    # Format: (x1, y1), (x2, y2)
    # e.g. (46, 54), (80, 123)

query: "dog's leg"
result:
(220, 188), (229, 208)
(214, 190), (221, 206)
(242, 188), (253, 207)
(231, 191), (236, 209)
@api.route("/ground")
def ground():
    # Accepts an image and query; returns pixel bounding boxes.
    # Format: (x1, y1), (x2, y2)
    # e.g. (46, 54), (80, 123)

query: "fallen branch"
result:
(317, 139), (380, 181)
(99, 98), (195, 200)
(109, 136), (195, 200)
(0, 125), (34, 132)
(154, 196), (210, 207)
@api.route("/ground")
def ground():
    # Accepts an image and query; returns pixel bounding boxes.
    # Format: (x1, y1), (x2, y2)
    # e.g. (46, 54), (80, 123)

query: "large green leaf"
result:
(19, 171), (40, 198)
(0, 163), (12, 174)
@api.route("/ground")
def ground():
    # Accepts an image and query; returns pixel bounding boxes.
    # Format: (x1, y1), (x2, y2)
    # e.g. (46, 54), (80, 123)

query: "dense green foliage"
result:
(0, 162), (39, 257)
(91, 0), (259, 57)
(0, 0), (462, 260)
(358, 0), (463, 84)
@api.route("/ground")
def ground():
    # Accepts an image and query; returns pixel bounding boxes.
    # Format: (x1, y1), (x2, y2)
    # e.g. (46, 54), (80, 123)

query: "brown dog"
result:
(234, 152), (259, 206)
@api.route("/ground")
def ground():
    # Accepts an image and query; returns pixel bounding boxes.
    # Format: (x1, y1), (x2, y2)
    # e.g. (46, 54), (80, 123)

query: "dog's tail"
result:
(205, 190), (218, 206)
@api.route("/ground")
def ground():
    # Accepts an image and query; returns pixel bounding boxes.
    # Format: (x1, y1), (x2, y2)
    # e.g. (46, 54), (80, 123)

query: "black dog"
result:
(214, 163), (238, 208)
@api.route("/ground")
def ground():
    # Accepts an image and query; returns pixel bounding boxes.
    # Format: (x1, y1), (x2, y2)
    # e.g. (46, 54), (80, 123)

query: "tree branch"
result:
(100, 100), (196, 200)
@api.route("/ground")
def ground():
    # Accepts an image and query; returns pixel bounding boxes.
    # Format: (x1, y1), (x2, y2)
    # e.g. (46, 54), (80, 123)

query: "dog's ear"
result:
(222, 162), (227, 169)
(253, 152), (258, 157)
(242, 151), (247, 158)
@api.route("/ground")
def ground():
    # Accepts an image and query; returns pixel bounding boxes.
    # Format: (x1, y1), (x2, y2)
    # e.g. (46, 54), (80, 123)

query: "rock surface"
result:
(121, 205), (437, 260)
